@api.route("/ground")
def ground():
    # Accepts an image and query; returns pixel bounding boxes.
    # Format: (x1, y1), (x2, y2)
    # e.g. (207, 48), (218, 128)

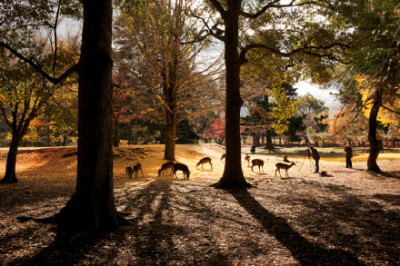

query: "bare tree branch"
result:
(0, 41), (79, 84)
(239, 42), (350, 65)
(208, 0), (227, 18)
(240, 0), (319, 19)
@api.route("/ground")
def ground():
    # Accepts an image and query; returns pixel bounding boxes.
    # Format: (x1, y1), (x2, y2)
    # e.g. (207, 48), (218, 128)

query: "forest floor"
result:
(0, 144), (399, 265)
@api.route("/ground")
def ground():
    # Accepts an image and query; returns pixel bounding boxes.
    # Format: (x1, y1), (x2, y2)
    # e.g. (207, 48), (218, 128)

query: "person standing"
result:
(308, 145), (320, 173)
(344, 144), (353, 168)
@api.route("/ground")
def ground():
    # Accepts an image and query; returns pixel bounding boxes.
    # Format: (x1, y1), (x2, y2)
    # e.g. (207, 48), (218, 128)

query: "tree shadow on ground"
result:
(114, 178), (231, 265)
(351, 168), (400, 180)
(8, 229), (104, 265)
(285, 180), (400, 265)
(228, 188), (364, 266)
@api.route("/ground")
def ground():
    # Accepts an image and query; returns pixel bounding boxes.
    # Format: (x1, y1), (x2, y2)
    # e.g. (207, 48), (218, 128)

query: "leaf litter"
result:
(0, 144), (399, 265)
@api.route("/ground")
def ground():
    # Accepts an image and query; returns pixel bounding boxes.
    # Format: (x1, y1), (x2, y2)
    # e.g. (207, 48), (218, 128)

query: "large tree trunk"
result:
(113, 117), (119, 147)
(367, 91), (382, 173)
(265, 129), (274, 150)
(252, 133), (260, 146)
(55, 0), (123, 231)
(0, 133), (21, 184)
(213, 3), (250, 188)
(164, 110), (176, 160)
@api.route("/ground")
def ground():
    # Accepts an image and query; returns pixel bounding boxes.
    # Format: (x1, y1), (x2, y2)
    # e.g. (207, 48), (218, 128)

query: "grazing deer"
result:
(196, 157), (213, 170)
(251, 159), (264, 172)
(132, 163), (143, 177)
(158, 162), (174, 176)
(220, 153), (226, 161)
(244, 155), (250, 167)
(173, 163), (190, 179)
(126, 166), (133, 178)
(275, 161), (296, 178)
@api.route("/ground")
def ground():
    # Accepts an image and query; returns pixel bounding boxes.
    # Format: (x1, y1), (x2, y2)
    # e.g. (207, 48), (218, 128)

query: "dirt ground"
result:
(0, 144), (399, 265)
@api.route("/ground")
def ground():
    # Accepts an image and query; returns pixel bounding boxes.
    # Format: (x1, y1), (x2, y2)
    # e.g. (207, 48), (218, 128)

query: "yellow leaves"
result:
(355, 74), (375, 118)
(140, 108), (155, 115)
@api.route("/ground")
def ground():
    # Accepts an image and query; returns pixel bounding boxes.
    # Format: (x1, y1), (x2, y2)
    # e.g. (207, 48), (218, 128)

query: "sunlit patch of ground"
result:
(0, 144), (399, 265)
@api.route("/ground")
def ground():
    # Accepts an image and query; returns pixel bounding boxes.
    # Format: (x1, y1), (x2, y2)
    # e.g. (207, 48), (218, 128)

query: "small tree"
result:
(0, 36), (78, 183)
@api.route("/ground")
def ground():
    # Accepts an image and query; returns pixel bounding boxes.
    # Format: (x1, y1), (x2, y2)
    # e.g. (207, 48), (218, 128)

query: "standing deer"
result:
(158, 162), (174, 176)
(275, 161), (296, 178)
(132, 163), (143, 177)
(244, 155), (250, 167)
(126, 166), (133, 178)
(173, 163), (190, 179)
(251, 159), (264, 172)
(196, 157), (213, 170)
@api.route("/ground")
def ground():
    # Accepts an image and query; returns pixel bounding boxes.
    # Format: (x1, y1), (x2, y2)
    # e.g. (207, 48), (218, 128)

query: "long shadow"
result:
(351, 167), (400, 179)
(118, 178), (230, 265)
(8, 229), (104, 265)
(228, 189), (363, 266)
(290, 181), (400, 265)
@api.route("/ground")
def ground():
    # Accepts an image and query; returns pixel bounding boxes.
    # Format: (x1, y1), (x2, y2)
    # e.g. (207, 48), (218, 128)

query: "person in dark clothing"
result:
(250, 145), (256, 154)
(308, 145), (320, 173)
(344, 144), (353, 168)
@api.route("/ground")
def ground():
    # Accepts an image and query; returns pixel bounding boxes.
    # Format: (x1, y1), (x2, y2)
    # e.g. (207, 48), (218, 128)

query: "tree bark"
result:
(252, 133), (260, 146)
(265, 129), (274, 150)
(213, 2), (250, 188)
(113, 117), (119, 147)
(367, 91), (382, 173)
(164, 110), (176, 161)
(0, 134), (21, 184)
(55, 0), (124, 231)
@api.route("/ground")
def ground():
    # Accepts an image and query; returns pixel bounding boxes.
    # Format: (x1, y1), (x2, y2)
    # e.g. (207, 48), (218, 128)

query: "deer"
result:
(283, 155), (290, 163)
(173, 162), (190, 179)
(158, 161), (174, 176)
(132, 163), (143, 177)
(220, 153), (226, 161)
(196, 157), (213, 171)
(275, 161), (296, 178)
(251, 159), (264, 172)
(126, 166), (133, 178)
(244, 155), (250, 167)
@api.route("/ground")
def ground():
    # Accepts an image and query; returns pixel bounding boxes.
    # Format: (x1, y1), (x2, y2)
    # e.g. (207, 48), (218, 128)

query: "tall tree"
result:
(115, 0), (222, 160)
(203, 0), (346, 188)
(0, 32), (79, 183)
(1, 0), (124, 231)
(0, 47), (51, 183)
(336, 0), (400, 172)
(54, 0), (125, 230)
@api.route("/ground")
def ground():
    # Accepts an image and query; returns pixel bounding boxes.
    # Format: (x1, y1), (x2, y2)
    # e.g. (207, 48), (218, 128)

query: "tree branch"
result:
(239, 42), (349, 65)
(240, 0), (319, 19)
(208, 0), (227, 18)
(1, 41), (79, 84)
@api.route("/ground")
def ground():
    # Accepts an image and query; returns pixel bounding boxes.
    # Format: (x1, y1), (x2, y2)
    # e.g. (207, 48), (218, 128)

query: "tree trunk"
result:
(164, 110), (176, 160)
(252, 133), (260, 146)
(113, 117), (119, 147)
(55, 0), (124, 231)
(0, 133), (21, 184)
(265, 130), (274, 150)
(367, 91), (382, 172)
(213, 3), (250, 188)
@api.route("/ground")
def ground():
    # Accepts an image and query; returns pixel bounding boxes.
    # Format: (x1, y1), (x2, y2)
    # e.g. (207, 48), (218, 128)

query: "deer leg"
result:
(210, 162), (213, 171)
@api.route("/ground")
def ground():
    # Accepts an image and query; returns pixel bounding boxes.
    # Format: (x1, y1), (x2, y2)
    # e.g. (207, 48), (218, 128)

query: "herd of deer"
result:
(126, 154), (297, 180)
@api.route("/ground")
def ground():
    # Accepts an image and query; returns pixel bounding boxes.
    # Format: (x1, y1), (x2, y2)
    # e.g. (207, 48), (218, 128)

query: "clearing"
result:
(0, 144), (399, 265)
